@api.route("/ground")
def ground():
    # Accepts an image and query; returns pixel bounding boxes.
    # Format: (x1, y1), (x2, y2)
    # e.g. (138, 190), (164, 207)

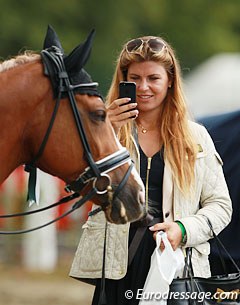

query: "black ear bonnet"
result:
(41, 25), (103, 99)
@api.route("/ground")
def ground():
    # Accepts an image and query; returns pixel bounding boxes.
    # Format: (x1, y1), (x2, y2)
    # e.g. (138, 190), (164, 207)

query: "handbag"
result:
(168, 218), (240, 305)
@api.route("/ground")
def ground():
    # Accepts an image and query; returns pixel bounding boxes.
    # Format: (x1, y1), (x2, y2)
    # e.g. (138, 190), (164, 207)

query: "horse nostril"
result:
(139, 190), (145, 205)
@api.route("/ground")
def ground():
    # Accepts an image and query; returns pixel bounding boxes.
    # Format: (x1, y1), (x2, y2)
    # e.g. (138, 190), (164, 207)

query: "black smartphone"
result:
(119, 81), (136, 104)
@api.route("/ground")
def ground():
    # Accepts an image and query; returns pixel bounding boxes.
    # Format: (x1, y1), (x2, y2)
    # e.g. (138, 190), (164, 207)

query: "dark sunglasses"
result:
(125, 38), (166, 54)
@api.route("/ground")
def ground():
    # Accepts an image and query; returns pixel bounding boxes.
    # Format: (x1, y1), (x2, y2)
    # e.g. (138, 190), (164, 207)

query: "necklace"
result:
(137, 123), (157, 134)
(138, 123), (148, 134)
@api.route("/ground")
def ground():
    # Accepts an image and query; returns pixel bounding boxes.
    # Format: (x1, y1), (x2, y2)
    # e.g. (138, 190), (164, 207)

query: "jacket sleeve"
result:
(179, 124), (232, 247)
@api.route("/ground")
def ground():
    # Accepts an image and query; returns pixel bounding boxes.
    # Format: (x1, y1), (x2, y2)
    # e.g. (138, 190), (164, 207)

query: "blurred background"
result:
(0, 0), (240, 304)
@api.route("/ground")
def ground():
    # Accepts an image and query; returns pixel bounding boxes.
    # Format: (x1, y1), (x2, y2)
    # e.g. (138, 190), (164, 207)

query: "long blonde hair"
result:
(106, 36), (198, 195)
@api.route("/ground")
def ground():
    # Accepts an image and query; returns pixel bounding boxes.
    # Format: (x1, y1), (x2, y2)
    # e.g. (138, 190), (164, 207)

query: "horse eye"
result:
(90, 110), (106, 122)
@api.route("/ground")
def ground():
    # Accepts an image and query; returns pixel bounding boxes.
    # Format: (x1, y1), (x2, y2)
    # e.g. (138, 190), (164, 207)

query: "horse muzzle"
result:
(102, 185), (145, 224)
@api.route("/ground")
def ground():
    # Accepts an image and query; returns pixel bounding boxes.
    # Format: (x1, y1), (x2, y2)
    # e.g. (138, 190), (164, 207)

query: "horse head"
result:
(28, 25), (145, 224)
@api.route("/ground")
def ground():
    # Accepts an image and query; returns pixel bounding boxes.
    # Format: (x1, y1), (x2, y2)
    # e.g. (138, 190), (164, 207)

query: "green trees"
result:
(1, 0), (240, 95)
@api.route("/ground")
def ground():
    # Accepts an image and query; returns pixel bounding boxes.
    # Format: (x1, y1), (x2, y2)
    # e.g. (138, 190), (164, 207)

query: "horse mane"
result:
(0, 51), (41, 73)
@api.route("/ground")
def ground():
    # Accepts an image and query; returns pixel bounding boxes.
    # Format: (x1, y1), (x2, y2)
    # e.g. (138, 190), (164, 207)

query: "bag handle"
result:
(183, 216), (240, 277)
(204, 216), (240, 273)
(183, 248), (194, 278)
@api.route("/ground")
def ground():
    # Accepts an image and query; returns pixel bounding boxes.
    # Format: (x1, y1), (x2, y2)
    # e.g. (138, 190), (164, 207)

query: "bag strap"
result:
(98, 222), (108, 305)
(128, 226), (146, 267)
(128, 215), (162, 266)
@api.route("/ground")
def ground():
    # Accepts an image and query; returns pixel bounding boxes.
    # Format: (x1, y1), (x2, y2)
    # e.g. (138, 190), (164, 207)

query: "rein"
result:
(0, 46), (133, 234)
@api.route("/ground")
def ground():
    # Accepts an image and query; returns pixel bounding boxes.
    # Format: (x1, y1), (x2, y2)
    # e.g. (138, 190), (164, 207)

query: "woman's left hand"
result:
(149, 221), (182, 250)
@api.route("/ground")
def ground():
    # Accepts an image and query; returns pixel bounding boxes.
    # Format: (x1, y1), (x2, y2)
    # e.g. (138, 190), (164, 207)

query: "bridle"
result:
(0, 46), (134, 234)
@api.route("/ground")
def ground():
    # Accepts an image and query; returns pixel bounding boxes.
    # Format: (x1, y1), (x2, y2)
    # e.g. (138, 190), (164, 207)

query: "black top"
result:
(92, 146), (165, 305)
(139, 146), (164, 217)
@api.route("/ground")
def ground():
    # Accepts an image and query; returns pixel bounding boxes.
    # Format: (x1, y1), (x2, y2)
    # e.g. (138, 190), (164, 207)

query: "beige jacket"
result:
(69, 121), (232, 281)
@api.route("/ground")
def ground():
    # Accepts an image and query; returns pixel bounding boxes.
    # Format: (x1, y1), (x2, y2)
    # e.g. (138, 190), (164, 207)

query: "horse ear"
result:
(43, 25), (64, 53)
(64, 29), (95, 73)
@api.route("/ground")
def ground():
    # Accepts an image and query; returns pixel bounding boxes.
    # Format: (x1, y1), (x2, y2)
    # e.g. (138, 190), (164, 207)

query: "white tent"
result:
(184, 53), (240, 117)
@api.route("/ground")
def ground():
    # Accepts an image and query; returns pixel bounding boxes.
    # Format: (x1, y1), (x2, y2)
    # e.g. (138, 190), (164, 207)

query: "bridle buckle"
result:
(92, 173), (112, 195)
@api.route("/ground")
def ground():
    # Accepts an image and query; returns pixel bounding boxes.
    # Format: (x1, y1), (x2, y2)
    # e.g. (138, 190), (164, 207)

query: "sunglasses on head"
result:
(125, 38), (166, 54)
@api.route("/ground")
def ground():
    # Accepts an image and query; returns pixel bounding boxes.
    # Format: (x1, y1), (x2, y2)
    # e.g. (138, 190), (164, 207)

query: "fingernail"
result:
(149, 226), (154, 230)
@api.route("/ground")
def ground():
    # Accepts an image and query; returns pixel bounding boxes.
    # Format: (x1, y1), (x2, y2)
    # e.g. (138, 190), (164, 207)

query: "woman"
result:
(69, 36), (232, 305)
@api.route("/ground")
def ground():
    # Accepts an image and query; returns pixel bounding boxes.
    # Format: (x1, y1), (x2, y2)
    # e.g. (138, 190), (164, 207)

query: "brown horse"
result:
(0, 26), (145, 225)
